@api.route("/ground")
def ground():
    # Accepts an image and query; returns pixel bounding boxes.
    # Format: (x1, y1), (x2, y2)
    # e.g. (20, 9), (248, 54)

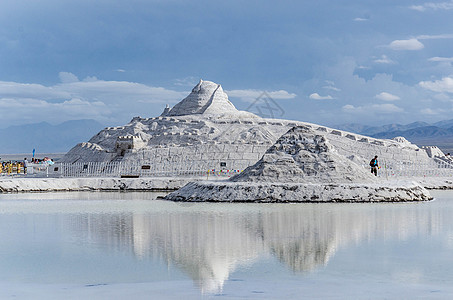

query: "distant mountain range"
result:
(0, 119), (105, 154)
(334, 119), (453, 154)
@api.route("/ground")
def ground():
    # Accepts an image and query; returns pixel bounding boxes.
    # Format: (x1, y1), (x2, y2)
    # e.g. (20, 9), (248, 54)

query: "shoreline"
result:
(163, 180), (434, 203)
(1, 176), (452, 195)
(0, 177), (211, 193)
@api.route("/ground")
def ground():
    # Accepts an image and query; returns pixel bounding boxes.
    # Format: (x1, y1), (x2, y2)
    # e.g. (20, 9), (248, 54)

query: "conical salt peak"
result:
(166, 80), (237, 116)
(192, 79), (221, 93)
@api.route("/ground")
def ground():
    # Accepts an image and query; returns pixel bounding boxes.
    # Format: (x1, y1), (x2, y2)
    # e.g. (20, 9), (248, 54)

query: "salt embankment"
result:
(0, 177), (205, 193)
(0, 176), (450, 194)
(414, 177), (453, 190)
(165, 126), (433, 202)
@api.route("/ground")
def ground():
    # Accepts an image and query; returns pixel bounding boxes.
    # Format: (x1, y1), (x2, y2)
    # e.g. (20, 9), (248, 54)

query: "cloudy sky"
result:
(2, 0), (453, 128)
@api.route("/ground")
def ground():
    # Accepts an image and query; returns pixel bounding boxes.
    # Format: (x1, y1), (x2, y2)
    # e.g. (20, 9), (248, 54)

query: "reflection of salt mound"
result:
(232, 126), (373, 183)
(165, 126), (433, 202)
(259, 209), (337, 272)
(163, 80), (238, 116)
(63, 195), (451, 295)
(132, 213), (264, 294)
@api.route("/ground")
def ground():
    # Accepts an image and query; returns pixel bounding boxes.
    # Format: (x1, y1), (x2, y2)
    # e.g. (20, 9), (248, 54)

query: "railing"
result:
(25, 160), (250, 178)
(364, 159), (453, 178)
(3, 158), (453, 179)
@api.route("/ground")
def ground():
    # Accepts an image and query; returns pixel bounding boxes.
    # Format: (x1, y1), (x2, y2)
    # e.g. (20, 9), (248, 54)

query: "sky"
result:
(2, 0), (453, 128)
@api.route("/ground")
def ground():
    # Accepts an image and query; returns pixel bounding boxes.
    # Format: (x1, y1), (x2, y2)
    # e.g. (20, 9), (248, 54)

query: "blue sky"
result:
(1, 0), (453, 128)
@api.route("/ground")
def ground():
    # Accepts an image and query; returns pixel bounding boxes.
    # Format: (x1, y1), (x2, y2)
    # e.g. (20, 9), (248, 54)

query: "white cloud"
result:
(0, 74), (300, 126)
(0, 75), (188, 126)
(417, 34), (453, 40)
(174, 76), (199, 87)
(0, 97), (110, 124)
(309, 93), (334, 100)
(57, 80), (186, 104)
(226, 89), (296, 102)
(83, 76), (98, 82)
(305, 57), (452, 125)
(322, 81), (341, 91)
(372, 103), (404, 113)
(428, 57), (453, 62)
(59, 72), (79, 83)
(410, 1), (453, 11)
(323, 85), (341, 92)
(342, 103), (403, 114)
(433, 93), (453, 102)
(388, 39), (424, 51)
(420, 108), (446, 115)
(375, 92), (400, 101)
(0, 97), (49, 109)
(410, 5), (426, 11)
(353, 17), (368, 22)
(0, 81), (70, 99)
(374, 55), (396, 64)
(419, 76), (453, 93)
(342, 104), (362, 113)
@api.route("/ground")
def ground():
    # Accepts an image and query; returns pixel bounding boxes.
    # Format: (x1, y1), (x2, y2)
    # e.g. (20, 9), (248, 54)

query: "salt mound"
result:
(163, 80), (238, 116)
(231, 126), (374, 183)
(165, 126), (432, 202)
(392, 136), (419, 150)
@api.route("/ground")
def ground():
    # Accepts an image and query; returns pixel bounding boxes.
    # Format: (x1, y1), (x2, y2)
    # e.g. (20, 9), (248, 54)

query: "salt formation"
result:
(162, 80), (238, 116)
(230, 126), (373, 183)
(422, 145), (448, 158)
(164, 126), (432, 202)
(59, 79), (451, 192)
(61, 79), (285, 166)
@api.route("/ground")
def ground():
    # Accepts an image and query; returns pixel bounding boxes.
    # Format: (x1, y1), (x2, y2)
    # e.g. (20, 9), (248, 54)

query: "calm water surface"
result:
(1, 191), (453, 299)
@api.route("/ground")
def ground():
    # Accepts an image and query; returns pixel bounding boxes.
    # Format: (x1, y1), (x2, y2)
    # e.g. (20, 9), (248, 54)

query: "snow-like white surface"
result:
(0, 177), (205, 192)
(165, 126), (433, 202)
(163, 80), (238, 117)
(1, 176), (451, 194)
(60, 79), (447, 183)
(6, 80), (450, 198)
(422, 145), (447, 158)
(231, 126), (374, 183)
(164, 180), (432, 202)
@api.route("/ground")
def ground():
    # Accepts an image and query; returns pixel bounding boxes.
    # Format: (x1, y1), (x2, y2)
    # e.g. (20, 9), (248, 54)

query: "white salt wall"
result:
(61, 116), (438, 170)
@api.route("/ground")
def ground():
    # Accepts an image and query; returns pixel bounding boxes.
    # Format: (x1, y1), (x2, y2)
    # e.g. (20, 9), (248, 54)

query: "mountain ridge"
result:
(334, 119), (453, 154)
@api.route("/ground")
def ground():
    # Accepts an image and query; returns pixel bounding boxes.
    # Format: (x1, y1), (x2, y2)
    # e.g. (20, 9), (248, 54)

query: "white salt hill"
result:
(163, 79), (239, 117)
(61, 79), (446, 173)
(61, 79), (279, 164)
(55, 79), (453, 193)
(165, 126), (433, 202)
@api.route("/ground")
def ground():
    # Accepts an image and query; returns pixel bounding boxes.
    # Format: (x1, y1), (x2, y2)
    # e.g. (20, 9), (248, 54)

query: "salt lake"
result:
(1, 190), (453, 299)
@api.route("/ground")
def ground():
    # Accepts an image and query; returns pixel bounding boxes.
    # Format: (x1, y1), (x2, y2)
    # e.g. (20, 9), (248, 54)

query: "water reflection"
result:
(63, 199), (451, 294)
